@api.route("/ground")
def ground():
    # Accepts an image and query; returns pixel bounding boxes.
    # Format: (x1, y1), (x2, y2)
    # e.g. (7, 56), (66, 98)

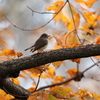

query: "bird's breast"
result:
(38, 44), (48, 51)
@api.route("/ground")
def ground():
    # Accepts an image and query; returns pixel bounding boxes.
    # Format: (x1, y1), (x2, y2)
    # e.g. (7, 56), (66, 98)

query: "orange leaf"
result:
(70, 58), (80, 63)
(0, 49), (23, 58)
(0, 39), (9, 47)
(0, 94), (6, 100)
(28, 87), (35, 92)
(66, 68), (78, 77)
(19, 74), (26, 79)
(0, 49), (15, 56)
(53, 35), (63, 47)
(85, 0), (98, 8)
(10, 78), (20, 85)
(28, 65), (53, 78)
(95, 35), (100, 44)
(16, 52), (23, 57)
(0, 49), (16, 56)
(28, 68), (42, 78)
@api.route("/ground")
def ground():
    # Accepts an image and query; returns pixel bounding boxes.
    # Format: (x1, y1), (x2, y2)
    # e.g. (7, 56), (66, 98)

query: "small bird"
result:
(25, 33), (50, 52)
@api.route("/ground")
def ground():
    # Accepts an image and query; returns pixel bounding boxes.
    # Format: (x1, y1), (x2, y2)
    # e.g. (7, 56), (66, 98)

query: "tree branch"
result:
(0, 44), (100, 78)
(0, 44), (100, 99)
(0, 78), (31, 100)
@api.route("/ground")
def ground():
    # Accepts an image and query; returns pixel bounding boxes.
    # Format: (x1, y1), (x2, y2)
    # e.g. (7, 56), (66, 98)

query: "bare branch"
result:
(5, 0), (68, 31)
(27, 6), (57, 14)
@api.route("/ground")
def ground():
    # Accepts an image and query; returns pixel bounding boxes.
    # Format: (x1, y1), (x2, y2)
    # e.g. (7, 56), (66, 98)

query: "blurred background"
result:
(0, 0), (100, 96)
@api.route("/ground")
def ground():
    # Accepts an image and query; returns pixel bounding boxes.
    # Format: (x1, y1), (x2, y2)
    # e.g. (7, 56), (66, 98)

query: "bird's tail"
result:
(24, 46), (34, 51)
(24, 48), (30, 51)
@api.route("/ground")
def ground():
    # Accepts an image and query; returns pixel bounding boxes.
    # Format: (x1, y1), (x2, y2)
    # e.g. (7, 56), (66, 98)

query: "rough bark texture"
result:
(0, 78), (31, 100)
(0, 44), (100, 99)
(1, 44), (100, 77)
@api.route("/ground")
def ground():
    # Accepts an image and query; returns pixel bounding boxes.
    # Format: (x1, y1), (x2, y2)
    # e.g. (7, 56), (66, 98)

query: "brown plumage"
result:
(25, 33), (50, 52)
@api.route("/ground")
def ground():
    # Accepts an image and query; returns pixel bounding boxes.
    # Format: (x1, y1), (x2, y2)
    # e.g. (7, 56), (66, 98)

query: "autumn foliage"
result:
(0, 0), (100, 100)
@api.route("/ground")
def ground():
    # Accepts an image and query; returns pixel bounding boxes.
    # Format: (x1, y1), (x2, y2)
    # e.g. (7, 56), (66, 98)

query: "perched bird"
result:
(25, 33), (50, 52)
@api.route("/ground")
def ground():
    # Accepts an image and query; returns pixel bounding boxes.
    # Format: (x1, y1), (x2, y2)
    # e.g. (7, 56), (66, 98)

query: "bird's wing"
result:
(34, 39), (48, 51)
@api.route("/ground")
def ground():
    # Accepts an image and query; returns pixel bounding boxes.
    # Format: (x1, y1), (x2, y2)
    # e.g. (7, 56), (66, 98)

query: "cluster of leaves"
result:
(0, 0), (100, 100)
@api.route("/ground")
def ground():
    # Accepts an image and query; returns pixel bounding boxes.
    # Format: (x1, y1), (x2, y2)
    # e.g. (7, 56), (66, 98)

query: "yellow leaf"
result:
(50, 86), (72, 99)
(92, 93), (100, 100)
(63, 2), (80, 21)
(65, 32), (80, 45)
(52, 76), (66, 84)
(74, 0), (84, 2)
(46, 1), (68, 23)
(45, 66), (55, 78)
(85, 0), (98, 8)
(66, 12), (80, 31)
(83, 12), (98, 25)
(0, 90), (14, 100)
(78, 89), (92, 98)
(46, 1), (64, 12)
(52, 61), (64, 69)
(74, 0), (98, 8)
(80, 28), (96, 35)
(82, 33), (91, 42)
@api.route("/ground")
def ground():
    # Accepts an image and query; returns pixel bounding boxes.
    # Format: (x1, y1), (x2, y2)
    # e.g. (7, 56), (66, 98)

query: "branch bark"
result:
(0, 44), (100, 99)
(0, 44), (100, 78)
(0, 78), (31, 100)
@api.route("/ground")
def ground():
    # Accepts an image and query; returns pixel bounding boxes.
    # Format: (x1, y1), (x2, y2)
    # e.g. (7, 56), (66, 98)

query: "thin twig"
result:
(90, 57), (100, 69)
(33, 63), (51, 92)
(34, 61), (100, 91)
(67, 0), (81, 43)
(83, 61), (100, 73)
(64, 29), (75, 45)
(77, 63), (79, 71)
(5, 0), (68, 31)
(36, 76), (75, 91)
(34, 71), (43, 92)
(27, 6), (57, 14)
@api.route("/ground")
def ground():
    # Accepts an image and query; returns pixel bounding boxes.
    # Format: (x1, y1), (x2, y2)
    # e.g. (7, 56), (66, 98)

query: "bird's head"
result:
(40, 33), (50, 39)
